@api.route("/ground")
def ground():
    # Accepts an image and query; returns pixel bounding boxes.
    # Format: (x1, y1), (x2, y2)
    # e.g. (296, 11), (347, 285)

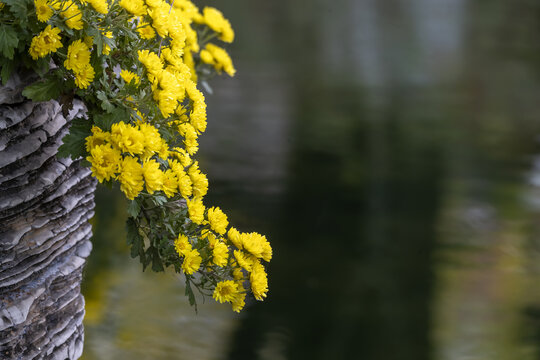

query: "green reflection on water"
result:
(82, 0), (540, 359)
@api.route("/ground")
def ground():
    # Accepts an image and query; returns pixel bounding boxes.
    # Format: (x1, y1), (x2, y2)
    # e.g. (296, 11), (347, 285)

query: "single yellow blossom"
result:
(120, 69), (140, 85)
(250, 262), (268, 301)
(64, 40), (91, 73)
(118, 156), (144, 200)
(174, 234), (191, 257)
(119, 0), (147, 16)
(73, 64), (95, 89)
(212, 241), (229, 267)
(213, 280), (239, 303)
(29, 26), (63, 60)
(186, 197), (205, 225)
(110, 122), (145, 155)
(87, 0), (109, 14)
(207, 207), (228, 235)
(34, 0), (53, 22)
(182, 249), (202, 275)
(87, 144), (121, 183)
(142, 159), (164, 194)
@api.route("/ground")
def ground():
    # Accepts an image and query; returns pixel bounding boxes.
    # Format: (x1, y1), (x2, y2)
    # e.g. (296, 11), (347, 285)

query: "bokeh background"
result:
(81, 0), (540, 359)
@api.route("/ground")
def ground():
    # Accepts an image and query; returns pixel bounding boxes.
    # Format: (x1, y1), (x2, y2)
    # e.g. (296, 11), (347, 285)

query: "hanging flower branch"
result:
(0, 0), (271, 312)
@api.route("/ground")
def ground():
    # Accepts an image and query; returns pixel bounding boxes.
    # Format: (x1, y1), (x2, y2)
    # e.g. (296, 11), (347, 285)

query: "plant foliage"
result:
(0, 0), (271, 313)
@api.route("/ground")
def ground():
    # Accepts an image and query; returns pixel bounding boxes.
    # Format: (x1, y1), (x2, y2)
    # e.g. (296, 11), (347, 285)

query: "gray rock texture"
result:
(0, 73), (96, 359)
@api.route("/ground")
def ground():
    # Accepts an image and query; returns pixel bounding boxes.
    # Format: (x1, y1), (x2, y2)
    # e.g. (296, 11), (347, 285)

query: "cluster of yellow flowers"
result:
(8, 0), (271, 312)
(174, 225), (272, 312)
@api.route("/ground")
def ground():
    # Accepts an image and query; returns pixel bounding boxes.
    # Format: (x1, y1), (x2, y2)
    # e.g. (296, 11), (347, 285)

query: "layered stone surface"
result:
(0, 74), (96, 360)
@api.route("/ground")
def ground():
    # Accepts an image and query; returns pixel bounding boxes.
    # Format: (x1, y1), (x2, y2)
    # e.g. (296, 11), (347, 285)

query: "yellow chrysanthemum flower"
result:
(182, 249), (202, 275)
(177, 170), (192, 198)
(234, 250), (253, 272)
(172, 147), (192, 168)
(231, 291), (246, 313)
(186, 197), (205, 225)
(138, 49), (163, 76)
(64, 40), (91, 73)
(120, 69), (140, 85)
(85, 126), (111, 152)
(203, 43), (236, 77)
(87, 0), (109, 14)
(110, 122), (145, 155)
(200, 7), (234, 43)
(34, 0), (53, 22)
(228, 227), (243, 249)
(185, 81), (207, 134)
(147, 2), (170, 38)
(240, 232), (265, 259)
(212, 241), (229, 267)
(188, 163), (208, 198)
(250, 262), (268, 301)
(119, 0), (147, 16)
(200, 49), (213, 64)
(59, 1), (83, 30)
(142, 159), (164, 194)
(212, 280), (239, 304)
(178, 122), (199, 154)
(169, 159), (193, 198)
(174, 234), (191, 257)
(261, 240), (273, 263)
(207, 207), (228, 235)
(162, 169), (178, 198)
(118, 156), (144, 200)
(136, 19), (156, 39)
(28, 25), (63, 60)
(87, 144), (122, 183)
(73, 64), (95, 89)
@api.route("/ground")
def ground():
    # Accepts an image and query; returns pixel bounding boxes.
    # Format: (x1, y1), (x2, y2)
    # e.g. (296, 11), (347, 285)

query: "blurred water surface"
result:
(81, 0), (540, 359)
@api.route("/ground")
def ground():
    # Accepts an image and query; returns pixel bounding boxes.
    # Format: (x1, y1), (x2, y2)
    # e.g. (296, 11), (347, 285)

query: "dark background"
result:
(82, 1), (540, 359)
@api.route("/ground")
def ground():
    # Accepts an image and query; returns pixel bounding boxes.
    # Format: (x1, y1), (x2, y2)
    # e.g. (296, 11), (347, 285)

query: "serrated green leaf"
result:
(93, 107), (129, 131)
(57, 117), (92, 159)
(154, 195), (167, 206)
(22, 78), (62, 102)
(127, 200), (141, 218)
(3, 0), (29, 25)
(96, 90), (115, 113)
(0, 25), (19, 60)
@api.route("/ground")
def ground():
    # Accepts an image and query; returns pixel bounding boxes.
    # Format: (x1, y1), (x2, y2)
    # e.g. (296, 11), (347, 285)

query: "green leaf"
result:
(93, 106), (129, 131)
(3, 0), (29, 25)
(57, 117), (92, 159)
(151, 247), (164, 272)
(0, 57), (15, 85)
(127, 200), (141, 218)
(0, 25), (19, 60)
(96, 90), (115, 113)
(33, 57), (50, 77)
(185, 279), (197, 310)
(154, 195), (167, 206)
(127, 218), (144, 259)
(22, 78), (62, 102)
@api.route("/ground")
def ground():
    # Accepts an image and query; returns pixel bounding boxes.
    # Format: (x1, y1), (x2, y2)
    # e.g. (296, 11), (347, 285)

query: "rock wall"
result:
(0, 74), (96, 359)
